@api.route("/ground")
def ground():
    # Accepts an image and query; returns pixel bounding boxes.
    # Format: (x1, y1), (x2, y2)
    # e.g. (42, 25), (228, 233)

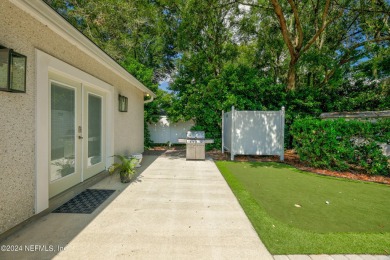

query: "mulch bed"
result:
(148, 146), (389, 185)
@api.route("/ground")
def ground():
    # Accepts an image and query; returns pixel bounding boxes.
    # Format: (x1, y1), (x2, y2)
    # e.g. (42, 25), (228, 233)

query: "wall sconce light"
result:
(118, 94), (128, 112)
(0, 46), (27, 93)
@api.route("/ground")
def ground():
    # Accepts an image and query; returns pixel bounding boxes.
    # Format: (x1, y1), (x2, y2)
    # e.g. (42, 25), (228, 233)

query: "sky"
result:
(158, 73), (173, 92)
(159, 81), (170, 91)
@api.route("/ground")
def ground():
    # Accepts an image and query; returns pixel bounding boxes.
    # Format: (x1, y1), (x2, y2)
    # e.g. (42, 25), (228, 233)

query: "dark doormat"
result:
(52, 189), (115, 214)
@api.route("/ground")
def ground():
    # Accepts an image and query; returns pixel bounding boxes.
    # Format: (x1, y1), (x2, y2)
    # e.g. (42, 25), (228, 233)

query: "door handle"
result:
(78, 136), (83, 139)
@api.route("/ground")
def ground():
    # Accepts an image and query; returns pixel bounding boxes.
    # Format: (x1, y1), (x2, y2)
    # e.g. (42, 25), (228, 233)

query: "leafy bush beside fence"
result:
(290, 118), (389, 176)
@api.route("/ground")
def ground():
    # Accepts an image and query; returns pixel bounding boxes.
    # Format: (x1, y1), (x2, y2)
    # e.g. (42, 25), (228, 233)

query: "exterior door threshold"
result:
(49, 171), (109, 211)
(0, 171), (108, 242)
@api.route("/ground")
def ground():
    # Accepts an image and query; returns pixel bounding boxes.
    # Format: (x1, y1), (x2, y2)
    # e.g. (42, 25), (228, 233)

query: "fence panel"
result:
(222, 107), (284, 161)
(148, 116), (194, 144)
(222, 111), (232, 152)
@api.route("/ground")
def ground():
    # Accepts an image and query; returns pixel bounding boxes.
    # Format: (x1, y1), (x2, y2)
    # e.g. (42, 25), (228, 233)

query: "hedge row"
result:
(290, 118), (389, 176)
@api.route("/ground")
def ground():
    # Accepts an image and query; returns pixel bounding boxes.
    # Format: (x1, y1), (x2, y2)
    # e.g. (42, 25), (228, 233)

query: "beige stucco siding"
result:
(114, 86), (145, 155)
(0, 0), (145, 234)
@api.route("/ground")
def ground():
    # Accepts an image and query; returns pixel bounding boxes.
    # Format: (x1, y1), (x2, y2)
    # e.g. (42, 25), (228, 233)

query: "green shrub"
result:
(144, 119), (153, 149)
(371, 118), (390, 144)
(290, 118), (389, 176)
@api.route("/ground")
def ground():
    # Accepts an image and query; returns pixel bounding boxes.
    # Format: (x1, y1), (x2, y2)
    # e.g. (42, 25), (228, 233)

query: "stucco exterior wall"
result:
(114, 86), (144, 155)
(0, 0), (145, 234)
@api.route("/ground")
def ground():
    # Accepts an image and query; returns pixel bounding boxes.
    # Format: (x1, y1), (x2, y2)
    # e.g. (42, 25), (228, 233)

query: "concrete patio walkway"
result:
(0, 151), (272, 259)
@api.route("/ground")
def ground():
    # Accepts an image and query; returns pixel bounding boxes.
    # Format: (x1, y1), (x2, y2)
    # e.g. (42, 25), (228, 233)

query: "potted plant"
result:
(108, 155), (138, 183)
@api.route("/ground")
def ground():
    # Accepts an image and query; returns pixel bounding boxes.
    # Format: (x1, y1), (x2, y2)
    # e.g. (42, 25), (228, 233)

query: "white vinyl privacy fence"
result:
(148, 116), (194, 144)
(222, 106), (285, 161)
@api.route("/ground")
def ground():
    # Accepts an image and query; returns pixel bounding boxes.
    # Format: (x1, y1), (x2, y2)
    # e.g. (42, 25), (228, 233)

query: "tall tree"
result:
(267, 0), (389, 90)
(44, 0), (179, 81)
(234, 0), (389, 90)
(45, 0), (389, 149)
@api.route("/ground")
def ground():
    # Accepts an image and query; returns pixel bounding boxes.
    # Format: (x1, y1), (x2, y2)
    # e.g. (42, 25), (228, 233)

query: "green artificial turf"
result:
(215, 161), (390, 254)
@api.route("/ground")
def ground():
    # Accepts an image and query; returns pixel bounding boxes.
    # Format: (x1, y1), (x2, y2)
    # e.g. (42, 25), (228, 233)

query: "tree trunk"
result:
(287, 60), (296, 90)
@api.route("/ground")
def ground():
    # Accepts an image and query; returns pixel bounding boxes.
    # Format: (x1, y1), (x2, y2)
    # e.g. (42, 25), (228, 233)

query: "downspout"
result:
(144, 93), (154, 104)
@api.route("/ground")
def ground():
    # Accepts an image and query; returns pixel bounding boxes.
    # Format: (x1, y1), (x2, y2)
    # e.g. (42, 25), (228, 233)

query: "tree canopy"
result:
(45, 0), (389, 147)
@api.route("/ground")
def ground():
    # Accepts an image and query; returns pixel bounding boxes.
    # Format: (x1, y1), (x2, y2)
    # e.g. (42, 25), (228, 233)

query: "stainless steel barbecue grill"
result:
(178, 131), (214, 160)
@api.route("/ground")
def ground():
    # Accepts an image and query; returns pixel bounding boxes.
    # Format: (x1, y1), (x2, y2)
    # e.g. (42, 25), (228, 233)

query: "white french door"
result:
(49, 80), (106, 198)
(82, 86), (106, 180)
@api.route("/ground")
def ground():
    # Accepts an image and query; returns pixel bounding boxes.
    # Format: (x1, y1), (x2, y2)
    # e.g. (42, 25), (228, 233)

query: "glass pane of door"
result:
(88, 94), (102, 166)
(50, 83), (76, 181)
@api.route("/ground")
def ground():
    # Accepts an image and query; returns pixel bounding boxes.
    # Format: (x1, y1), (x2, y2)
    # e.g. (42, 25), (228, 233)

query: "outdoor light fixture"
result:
(118, 94), (128, 112)
(0, 46), (27, 93)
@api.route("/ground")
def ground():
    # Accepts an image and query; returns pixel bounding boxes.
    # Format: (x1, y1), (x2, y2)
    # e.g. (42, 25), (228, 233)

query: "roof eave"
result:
(10, 0), (156, 98)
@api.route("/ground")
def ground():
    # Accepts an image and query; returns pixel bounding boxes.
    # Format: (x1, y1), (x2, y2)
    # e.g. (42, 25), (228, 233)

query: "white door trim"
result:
(35, 49), (114, 213)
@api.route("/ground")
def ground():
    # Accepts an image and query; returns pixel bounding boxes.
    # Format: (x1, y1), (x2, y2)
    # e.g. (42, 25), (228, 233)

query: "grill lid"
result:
(187, 131), (205, 139)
